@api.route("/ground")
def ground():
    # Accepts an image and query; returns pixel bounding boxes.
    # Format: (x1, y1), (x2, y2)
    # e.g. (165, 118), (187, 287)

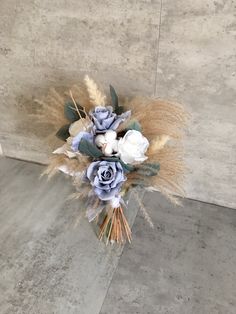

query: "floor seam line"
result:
(97, 190), (144, 314)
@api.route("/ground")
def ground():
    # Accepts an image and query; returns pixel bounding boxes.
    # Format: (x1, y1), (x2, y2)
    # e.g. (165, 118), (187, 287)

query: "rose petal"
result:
(94, 186), (118, 201)
(101, 116), (115, 129)
(86, 160), (126, 201)
(86, 161), (100, 181)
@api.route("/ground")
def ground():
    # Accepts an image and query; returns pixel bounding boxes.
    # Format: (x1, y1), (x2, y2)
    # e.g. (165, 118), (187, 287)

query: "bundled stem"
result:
(99, 206), (131, 244)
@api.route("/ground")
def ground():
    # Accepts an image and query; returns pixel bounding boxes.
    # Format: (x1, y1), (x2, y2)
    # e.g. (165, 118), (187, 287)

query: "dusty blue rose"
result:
(90, 106), (131, 133)
(71, 131), (93, 152)
(86, 161), (126, 201)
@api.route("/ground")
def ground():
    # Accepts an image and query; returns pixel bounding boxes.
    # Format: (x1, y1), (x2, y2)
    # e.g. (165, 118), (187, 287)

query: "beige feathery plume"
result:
(150, 135), (170, 152)
(133, 190), (154, 228)
(42, 154), (90, 179)
(84, 75), (106, 106)
(128, 97), (189, 140)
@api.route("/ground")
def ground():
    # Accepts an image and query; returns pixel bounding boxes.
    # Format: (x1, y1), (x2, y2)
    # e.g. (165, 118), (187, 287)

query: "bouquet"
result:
(40, 76), (188, 244)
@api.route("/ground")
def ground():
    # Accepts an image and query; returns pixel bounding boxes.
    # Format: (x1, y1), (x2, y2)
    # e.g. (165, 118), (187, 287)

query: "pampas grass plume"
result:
(84, 75), (106, 106)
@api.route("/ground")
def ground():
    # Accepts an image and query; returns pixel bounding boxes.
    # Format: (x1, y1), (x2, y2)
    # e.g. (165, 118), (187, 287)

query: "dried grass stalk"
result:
(42, 155), (67, 179)
(84, 75), (106, 106)
(69, 184), (91, 201)
(64, 83), (93, 112)
(133, 190), (154, 228)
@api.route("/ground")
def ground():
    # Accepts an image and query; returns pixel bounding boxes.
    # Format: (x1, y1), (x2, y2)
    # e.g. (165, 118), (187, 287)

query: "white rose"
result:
(118, 130), (149, 164)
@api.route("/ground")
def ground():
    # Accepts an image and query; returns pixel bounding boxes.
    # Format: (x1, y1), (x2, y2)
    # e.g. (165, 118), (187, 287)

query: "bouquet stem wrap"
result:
(99, 206), (131, 244)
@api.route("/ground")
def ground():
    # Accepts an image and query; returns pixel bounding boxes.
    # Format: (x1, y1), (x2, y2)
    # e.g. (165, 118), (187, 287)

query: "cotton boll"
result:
(95, 134), (106, 148)
(111, 139), (119, 153)
(104, 130), (117, 142)
(104, 144), (113, 156)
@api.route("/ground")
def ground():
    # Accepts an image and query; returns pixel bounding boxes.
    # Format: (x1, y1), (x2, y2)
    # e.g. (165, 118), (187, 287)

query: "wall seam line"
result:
(153, 0), (163, 97)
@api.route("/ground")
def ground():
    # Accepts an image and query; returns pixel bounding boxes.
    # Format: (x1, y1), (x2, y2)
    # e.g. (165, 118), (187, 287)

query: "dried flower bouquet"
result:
(41, 76), (188, 244)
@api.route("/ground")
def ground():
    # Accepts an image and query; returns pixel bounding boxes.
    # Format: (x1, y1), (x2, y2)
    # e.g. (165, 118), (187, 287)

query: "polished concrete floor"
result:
(1, 157), (236, 314)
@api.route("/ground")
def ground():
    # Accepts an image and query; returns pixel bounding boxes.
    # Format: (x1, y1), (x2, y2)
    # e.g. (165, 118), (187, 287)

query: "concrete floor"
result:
(1, 157), (236, 314)
(0, 157), (138, 314)
(101, 194), (236, 314)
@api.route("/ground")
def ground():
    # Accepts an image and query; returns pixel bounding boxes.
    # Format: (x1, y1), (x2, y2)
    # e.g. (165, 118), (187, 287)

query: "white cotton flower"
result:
(104, 130), (117, 141)
(104, 145), (113, 156)
(95, 130), (118, 156)
(95, 134), (106, 148)
(118, 130), (149, 164)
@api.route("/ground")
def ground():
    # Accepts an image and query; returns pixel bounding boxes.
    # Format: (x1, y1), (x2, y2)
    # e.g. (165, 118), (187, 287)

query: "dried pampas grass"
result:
(84, 75), (106, 106)
(133, 190), (154, 228)
(149, 135), (170, 152)
(119, 97), (188, 203)
(42, 154), (90, 179)
(127, 97), (188, 140)
(34, 77), (102, 152)
(42, 154), (67, 179)
(64, 83), (92, 112)
(35, 88), (67, 132)
(148, 145), (185, 203)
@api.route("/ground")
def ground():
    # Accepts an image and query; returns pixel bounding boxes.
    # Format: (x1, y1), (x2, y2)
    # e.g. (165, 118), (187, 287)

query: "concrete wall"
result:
(0, 1), (235, 208)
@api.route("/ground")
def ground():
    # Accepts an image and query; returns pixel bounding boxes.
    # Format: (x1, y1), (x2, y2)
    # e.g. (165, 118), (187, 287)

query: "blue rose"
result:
(90, 106), (131, 133)
(71, 131), (93, 152)
(86, 161), (126, 201)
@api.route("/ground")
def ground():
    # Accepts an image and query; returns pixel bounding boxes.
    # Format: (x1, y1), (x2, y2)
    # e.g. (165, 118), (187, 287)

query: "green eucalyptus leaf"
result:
(56, 124), (71, 141)
(137, 162), (160, 176)
(137, 168), (157, 177)
(110, 85), (118, 111)
(116, 106), (124, 115)
(64, 101), (86, 122)
(131, 180), (149, 188)
(78, 139), (103, 158)
(126, 120), (142, 132)
(144, 162), (160, 170)
(101, 156), (120, 162)
(119, 160), (135, 173)
(101, 156), (135, 173)
(110, 85), (124, 115)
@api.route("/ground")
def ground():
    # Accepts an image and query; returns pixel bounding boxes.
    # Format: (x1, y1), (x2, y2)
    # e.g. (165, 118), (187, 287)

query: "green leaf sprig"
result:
(110, 85), (124, 115)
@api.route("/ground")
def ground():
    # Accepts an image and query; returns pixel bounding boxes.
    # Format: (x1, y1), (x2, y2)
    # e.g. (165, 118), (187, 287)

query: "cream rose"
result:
(118, 130), (149, 164)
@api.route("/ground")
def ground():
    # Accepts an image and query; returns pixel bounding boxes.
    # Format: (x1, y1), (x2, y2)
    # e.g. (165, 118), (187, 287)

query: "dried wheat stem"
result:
(69, 90), (86, 128)
(134, 190), (154, 229)
(99, 206), (131, 244)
